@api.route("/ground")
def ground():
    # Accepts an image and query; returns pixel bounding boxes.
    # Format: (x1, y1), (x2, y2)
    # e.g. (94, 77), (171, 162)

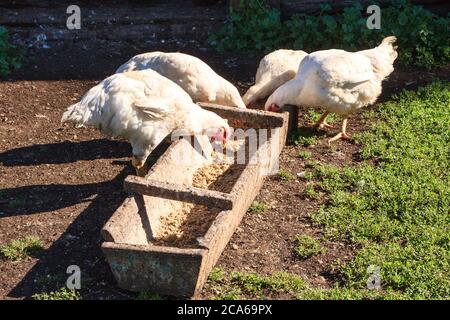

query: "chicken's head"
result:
(267, 103), (281, 112)
(192, 106), (232, 146)
(210, 126), (232, 145)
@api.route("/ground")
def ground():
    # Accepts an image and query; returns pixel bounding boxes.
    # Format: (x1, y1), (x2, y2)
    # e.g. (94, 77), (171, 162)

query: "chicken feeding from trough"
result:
(101, 104), (289, 297)
(61, 69), (231, 176)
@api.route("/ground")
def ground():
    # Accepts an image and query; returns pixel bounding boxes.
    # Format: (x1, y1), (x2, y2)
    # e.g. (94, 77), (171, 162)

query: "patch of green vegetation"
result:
(230, 271), (305, 296)
(208, 268), (306, 299)
(297, 171), (314, 181)
(304, 184), (320, 199)
(32, 287), (80, 300)
(311, 82), (450, 299)
(137, 291), (163, 300)
(249, 201), (268, 213)
(208, 266), (227, 282)
(294, 235), (326, 259)
(297, 150), (312, 159)
(362, 109), (377, 120)
(0, 236), (44, 261)
(208, 83), (449, 300)
(277, 169), (293, 181)
(210, 0), (284, 53)
(305, 160), (321, 169)
(213, 287), (244, 300)
(207, 268), (406, 299)
(207, 267), (243, 300)
(305, 110), (340, 125)
(0, 26), (23, 76)
(292, 128), (319, 147)
(211, 0), (450, 68)
(297, 286), (407, 300)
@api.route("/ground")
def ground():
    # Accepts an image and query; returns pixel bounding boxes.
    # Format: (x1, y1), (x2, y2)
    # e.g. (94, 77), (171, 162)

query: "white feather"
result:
(265, 37), (398, 116)
(243, 49), (308, 105)
(62, 69), (229, 164)
(116, 51), (246, 109)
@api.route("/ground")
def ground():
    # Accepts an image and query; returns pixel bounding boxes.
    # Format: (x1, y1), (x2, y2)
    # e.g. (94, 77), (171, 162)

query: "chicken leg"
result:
(313, 111), (333, 130)
(328, 118), (351, 143)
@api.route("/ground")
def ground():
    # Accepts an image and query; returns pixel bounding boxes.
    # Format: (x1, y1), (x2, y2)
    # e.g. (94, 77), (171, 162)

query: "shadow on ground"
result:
(0, 139), (131, 167)
(7, 166), (134, 299)
(3, 138), (171, 299)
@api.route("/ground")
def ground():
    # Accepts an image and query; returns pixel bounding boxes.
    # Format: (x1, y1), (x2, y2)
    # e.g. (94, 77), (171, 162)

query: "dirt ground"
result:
(1, 35), (449, 299)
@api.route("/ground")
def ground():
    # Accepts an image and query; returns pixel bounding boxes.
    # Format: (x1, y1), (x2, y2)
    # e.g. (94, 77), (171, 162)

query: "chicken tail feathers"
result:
(380, 36), (398, 60)
(381, 36), (397, 47)
(244, 70), (296, 106)
(61, 102), (80, 123)
(61, 101), (92, 128)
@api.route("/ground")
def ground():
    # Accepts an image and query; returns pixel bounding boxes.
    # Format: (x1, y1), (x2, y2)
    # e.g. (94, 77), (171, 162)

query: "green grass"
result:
(208, 266), (227, 282)
(305, 160), (321, 169)
(207, 268), (306, 299)
(294, 235), (326, 259)
(0, 236), (44, 261)
(305, 110), (340, 125)
(32, 287), (80, 300)
(297, 150), (312, 159)
(249, 201), (268, 213)
(277, 169), (293, 181)
(296, 286), (407, 300)
(292, 128), (320, 147)
(207, 268), (401, 300)
(304, 184), (320, 199)
(208, 82), (449, 300)
(311, 82), (450, 299)
(231, 272), (305, 296)
(297, 171), (314, 181)
(212, 286), (243, 300)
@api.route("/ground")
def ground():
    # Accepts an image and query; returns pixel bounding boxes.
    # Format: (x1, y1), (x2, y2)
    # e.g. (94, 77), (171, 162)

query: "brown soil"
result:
(1, 20), (449, 299)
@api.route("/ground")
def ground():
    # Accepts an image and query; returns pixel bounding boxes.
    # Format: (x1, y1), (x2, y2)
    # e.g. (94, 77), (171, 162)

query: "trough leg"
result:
(280, 104), (298, 138)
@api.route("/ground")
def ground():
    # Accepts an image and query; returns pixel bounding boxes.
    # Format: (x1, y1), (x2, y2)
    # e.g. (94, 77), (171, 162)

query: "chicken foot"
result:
(312, 111), (333, 130)
(328, 118), (351, 143)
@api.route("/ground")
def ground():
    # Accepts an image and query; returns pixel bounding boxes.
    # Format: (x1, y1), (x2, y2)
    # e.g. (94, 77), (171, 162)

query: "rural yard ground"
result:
(0, 1), (449, 300)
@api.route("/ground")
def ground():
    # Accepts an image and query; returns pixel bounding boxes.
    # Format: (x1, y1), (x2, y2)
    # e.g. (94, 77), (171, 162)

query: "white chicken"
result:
(61, 69), (231, 175)
(116, 51), (246, 109)
(265, 36), (398, 142)
(243, 49), (308, 107)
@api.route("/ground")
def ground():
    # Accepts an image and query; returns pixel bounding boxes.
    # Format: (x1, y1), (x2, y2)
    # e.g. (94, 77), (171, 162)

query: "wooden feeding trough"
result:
(101, 104), (290, 297)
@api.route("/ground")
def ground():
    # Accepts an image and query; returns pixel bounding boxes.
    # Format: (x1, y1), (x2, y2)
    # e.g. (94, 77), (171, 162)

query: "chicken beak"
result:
(268, 103), (281, 112)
